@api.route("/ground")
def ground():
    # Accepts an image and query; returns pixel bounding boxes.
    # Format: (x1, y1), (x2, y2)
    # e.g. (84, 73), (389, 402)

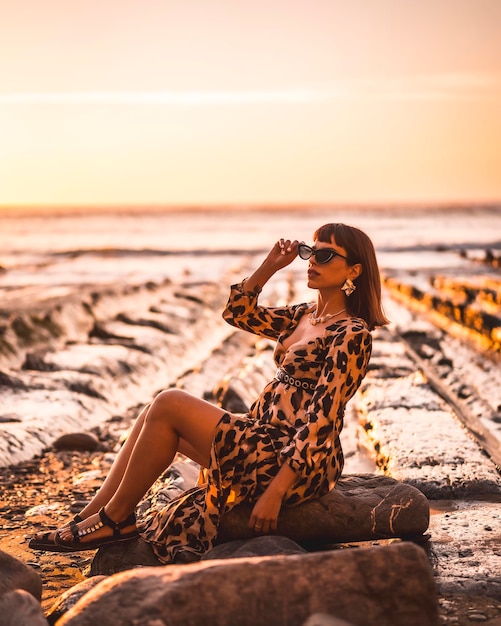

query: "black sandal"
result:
(52, 507), (138, 553)
(28, 513), (84, 551)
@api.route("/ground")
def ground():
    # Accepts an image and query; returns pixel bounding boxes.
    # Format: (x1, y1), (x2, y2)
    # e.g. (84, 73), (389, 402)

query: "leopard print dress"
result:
(138, 280), (372, 563)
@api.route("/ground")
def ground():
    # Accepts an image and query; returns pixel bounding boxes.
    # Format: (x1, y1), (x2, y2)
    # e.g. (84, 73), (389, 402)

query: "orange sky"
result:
(1, 0), (501, 206)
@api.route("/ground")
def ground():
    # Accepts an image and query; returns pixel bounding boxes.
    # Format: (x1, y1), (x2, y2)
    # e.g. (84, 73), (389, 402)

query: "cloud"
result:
(0, 89), (331, 106)
(0, 73), (498, 106)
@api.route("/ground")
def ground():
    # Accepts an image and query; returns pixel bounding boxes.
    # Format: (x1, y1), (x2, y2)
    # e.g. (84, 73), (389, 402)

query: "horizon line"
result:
(1, 200), (500, 212)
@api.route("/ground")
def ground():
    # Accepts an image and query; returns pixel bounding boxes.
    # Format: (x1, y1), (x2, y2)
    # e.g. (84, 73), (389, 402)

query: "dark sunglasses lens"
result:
(315, 250), (335, 264)
(298, 245), (312, 260)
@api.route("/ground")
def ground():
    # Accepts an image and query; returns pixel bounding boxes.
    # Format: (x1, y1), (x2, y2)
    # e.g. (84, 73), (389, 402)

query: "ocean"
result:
(1, 204), (500, 296)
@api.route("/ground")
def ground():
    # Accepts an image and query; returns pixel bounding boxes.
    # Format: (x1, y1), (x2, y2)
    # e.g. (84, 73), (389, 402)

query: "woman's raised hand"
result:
(240, 238), (300, 295)
(265, 238), (299, 271)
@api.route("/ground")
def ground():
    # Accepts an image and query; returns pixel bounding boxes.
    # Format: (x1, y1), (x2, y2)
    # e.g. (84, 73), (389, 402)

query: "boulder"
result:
(0, 589), (48, 626)
(90, 472), (430, 576)
(90, 474), (429, 576)
(303, 615), (356, 626)
(0, 549), (42, 601)
(53, 433), (99, 452)
(202, 536), (307, 560)
(90, 533), (306, 577)
(218, 474), (430, 544)
(57, 542), (440, 626)
(89, 538), (160, 576)
(45, 577), (106, 625)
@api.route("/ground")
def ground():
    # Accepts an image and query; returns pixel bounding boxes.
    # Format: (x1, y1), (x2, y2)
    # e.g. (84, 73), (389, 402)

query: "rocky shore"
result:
(1, 263), (501, 625)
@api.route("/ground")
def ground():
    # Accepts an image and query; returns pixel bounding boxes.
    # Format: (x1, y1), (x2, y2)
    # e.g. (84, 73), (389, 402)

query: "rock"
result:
(57, 542), (440, 626)
(90, 474), (427, 576)
(0, 549), (42, 601)
(53, 433), (99, 452)
(91, 515), (307, 578)
(358, 331), (501, 499)
(25, 503), (62, 518)
(303, 615), (356, 626)
(212, 382), (249, 412)
(22, 352), (59, 372)
(202, 536), (307, 560)
(428, 500), (501, 598)
(466, 610), (489, 622)
(0, 589), (48, 626)
(45, 576), (106, 625)
(0, 280), (236, 468)
(89, 537), (161, 576)
(213, 350), (277, 414)
(218, 474), (430, 544)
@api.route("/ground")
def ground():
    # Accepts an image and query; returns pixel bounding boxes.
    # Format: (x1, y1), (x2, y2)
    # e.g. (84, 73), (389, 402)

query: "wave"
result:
(1, 201), (500, 220)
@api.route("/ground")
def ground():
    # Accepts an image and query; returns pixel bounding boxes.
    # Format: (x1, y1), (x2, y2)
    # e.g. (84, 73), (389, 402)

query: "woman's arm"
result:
(248, 462), (297, 534)
(222, 239), (301, 339)
(242, 238), (299, 294)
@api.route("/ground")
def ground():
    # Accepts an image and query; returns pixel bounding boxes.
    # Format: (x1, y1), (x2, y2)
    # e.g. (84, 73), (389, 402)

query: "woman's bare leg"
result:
(76, 403), (152, 519)
(73, 403), (208, 520)
(58, 389), (226, 544)
(33, 398), (210, 544)
(31, 403), (152, 544)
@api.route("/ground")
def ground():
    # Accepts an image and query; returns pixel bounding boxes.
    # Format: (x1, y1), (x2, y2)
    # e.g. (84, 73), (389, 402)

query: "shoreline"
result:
(2, 201), (500, 217)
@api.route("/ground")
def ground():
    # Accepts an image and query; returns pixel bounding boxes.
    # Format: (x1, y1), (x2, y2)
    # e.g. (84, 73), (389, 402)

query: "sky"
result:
(1, 0), (501, 207)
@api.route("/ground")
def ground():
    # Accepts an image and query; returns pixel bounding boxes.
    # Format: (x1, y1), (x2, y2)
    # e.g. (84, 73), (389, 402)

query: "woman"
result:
(30, 223), (388, 563)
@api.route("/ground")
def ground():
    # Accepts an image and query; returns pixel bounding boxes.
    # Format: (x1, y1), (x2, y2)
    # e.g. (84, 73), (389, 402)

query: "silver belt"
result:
(275, 368), (316, 393)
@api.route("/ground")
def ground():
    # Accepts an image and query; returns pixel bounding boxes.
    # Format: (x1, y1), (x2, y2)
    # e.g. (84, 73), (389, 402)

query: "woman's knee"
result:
(148, 388), (189, 422)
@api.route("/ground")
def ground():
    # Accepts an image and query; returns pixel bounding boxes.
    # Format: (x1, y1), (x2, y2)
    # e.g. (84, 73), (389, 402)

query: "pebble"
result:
(24, 503), (61, 517)
(467, 612), (488, 622)
(72, 469), (103, 485)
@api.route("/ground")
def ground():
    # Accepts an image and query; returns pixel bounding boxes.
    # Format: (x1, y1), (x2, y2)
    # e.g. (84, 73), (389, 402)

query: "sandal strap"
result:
(98, 506), (118, 529)
(78, 519), (104, 538)
(119, 511), (137, 528)
(72, 508), (136, 540)
(68, 521), (81, 541)
(98, 507), (136, 539)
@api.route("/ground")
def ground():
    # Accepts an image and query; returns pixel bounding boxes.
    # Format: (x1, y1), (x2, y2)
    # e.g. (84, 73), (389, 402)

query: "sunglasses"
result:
(298, 243), (348, 264)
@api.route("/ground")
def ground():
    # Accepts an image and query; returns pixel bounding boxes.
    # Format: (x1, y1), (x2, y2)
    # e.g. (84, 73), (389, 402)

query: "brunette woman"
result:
(30, 223), (388, 563)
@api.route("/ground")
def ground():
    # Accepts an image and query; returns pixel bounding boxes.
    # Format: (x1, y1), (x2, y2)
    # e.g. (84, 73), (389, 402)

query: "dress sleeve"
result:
(280, 320), (372, 482)
(222, 280), (299, 340)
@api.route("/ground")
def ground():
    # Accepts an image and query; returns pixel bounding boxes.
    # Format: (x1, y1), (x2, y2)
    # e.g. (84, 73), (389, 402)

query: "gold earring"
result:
(342, 278), (356, 296)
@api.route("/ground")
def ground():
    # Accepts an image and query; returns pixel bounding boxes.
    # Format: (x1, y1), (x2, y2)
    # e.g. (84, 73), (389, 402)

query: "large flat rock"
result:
(428, 499), (501, 597)
(58, 543), (440, 626)
(356, 327), (501, 499)
(0, 281), (238, 467)
(219, 474), (429, 544)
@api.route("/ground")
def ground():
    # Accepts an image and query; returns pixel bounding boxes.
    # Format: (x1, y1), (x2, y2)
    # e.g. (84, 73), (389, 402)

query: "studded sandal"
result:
(28, 513), (84, 551)
(52, 507), (138, 552)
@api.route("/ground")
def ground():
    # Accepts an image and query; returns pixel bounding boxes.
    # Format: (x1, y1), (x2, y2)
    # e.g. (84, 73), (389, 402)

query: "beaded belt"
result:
(275, 368), (316, 393)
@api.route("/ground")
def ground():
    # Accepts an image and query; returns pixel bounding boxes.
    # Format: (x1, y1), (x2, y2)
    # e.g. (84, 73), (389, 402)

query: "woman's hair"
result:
(314, 223), (389, 330)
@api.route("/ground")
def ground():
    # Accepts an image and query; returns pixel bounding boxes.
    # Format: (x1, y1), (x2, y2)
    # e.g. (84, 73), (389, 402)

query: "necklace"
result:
(309, 307), (346, 326)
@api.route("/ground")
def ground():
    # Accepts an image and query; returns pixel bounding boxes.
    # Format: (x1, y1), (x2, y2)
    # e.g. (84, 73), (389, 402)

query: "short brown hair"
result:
(314, 223), (389, 330)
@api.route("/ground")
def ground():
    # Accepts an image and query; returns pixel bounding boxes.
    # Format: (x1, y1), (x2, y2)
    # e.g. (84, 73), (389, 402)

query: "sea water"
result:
(0, 204), (500, 295)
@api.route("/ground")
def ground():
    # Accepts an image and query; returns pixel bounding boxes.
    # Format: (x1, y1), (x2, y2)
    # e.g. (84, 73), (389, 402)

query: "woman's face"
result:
(306, 237), (357, 290)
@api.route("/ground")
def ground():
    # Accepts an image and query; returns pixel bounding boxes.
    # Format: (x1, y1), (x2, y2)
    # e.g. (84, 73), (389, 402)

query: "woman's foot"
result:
(52, 507), (138, 552)
(28, 513), (84, 551)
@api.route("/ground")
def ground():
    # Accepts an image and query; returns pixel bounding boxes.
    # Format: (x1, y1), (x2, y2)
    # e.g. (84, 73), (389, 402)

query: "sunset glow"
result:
(1, 0), (500, 206)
